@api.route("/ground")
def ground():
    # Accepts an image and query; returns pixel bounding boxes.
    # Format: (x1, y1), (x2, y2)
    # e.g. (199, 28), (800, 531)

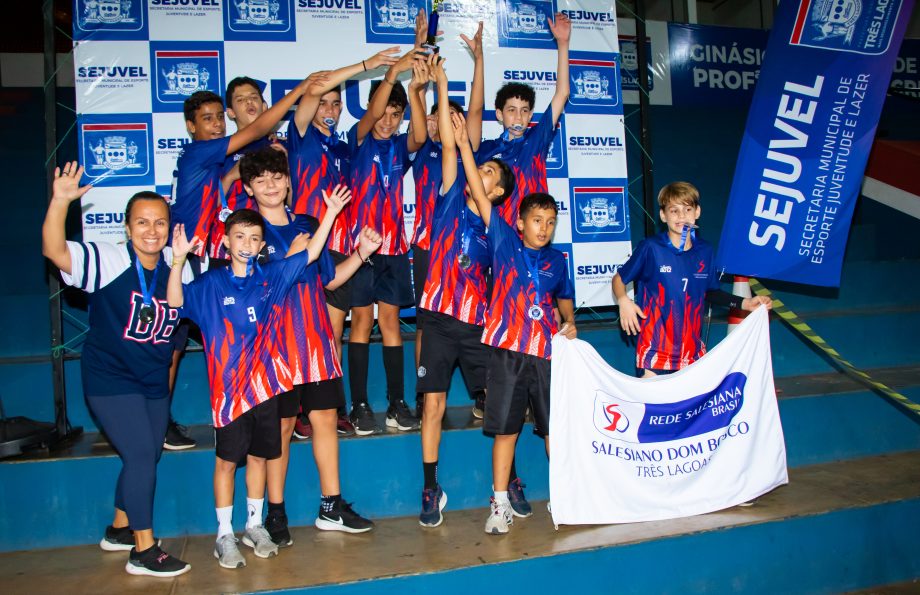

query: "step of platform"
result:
(5, 307), (920, 433)
(1, 452), (917, 595)
(2, 366), (920, 553)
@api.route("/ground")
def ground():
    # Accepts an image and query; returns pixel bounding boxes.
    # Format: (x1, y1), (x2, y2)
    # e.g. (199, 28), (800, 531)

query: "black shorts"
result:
(323, 250), (352, 313)
(412, 245), (430, 308)
(171, 319), (191, 354)
(351, 253), (414, 308)
(484, 348), (551, 437)
(277, 378), (346, 418)
(416, 311), (489, 394)
(215, 398), (281, 463)
(641, 368), (678, 377)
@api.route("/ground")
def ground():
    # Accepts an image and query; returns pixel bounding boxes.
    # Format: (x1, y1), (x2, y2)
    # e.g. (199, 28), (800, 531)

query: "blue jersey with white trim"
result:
(61, 242), (195, 398)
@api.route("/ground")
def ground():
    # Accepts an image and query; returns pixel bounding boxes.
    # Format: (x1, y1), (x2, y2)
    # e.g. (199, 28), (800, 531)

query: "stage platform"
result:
(1, 451), (917, 594)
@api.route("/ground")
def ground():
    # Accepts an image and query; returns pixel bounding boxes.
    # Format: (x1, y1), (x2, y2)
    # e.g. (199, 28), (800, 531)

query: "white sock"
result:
(246, 498), (264, 529)
(216, 506), (233, 539)
(494, 490), (510, 505)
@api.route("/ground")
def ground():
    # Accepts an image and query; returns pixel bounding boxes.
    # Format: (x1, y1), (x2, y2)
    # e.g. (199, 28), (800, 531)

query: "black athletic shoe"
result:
(386, 399), (420, 431)
(265, 509), (293, 547)
(350, 402), (379, 436)
(314, 500), (374, 533)
(100, 525), (161, 552)
(125, 545), (191, 577)
(163, 421), (196, 450)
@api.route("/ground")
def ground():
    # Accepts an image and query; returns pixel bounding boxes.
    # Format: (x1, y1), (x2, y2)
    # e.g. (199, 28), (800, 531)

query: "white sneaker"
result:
(242, 525), (279, 558)
(214, 534), (246, 569)
(484, 497), (513, 535)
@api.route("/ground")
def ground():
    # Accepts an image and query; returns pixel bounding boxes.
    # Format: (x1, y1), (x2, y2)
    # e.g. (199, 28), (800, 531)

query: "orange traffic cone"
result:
(727, 276), (751, 334)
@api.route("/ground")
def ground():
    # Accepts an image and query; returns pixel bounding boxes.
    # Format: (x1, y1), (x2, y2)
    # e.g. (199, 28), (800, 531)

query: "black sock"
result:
(423, 461), (438, 490)
(382, 345), (404, 406)
(268, 501), (285, 515)
(509, 458), (518, 482)
(348, 342), (370, 406)
(320, 494), (341, 513)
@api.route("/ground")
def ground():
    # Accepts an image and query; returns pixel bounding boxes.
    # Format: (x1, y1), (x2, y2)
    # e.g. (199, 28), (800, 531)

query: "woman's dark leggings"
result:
(85, 393), (170, 531)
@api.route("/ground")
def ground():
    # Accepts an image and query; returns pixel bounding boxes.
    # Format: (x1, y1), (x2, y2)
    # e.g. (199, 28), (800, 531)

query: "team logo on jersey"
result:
(151, 43), (224, 112)
(125, 295), (179, 345)
(619, 36), (654, 92)
(224, 0), (296, 41)
(568, 52), (621, 114)
(496, 0), (556, 48)
(365, 0), (431, 43)
(790, 0), (905, 55)
(74, 0), (148, 40)
(79, 115), (154, 187)
(569, 181), (628, 242)
(660, 265), (672, 273)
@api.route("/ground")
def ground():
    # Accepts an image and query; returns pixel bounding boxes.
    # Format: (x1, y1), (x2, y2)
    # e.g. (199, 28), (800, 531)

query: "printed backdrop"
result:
(72, 0), (632, 308)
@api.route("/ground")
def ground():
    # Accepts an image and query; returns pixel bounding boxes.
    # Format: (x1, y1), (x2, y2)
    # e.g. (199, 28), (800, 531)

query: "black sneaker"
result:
(386, 399), (420, 431)
(349, 402), (379, 436)
(99, 525), (161, 552)
(125, 545), (191, 577)
(314, 499), (374, 534)
(265, 509), (293, 547)
(163, 421), (196, 450)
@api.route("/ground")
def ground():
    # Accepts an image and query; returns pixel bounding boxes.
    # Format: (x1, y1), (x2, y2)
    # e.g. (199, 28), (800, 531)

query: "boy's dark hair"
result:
(125, 191), (169, 223)
(183, 90), (224, 123)
(519, 192), (558, 218)
(369, 79), (408, 112)
(224, 208), (265, 236)
(225, 76), (265, 106)
(488, 158), (516, 203)
(239, 146), (290, 186)
(430, 99), (465, 116)
(495, 83), (536, 111)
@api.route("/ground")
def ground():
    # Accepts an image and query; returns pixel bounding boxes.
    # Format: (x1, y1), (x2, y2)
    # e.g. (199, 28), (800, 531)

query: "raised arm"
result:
(453, 112), (492, 227)
(42, 162), (92, 275)
(460, 21), (485, 151)
(227, 75), (317, 155)
(304, 185), (351, 263)
(355, 49), (418, 145)
(406, 55), (431, 153)
(548, 13), (571, 126)
(167, 223), (201, 308)
(434, 57), (457, 191)
(293, 49), (401, 136)
(327, 226), (383, 290)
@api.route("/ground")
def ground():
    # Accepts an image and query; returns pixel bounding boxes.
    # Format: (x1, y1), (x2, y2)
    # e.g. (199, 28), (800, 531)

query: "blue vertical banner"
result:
(716, 0), (915, 287)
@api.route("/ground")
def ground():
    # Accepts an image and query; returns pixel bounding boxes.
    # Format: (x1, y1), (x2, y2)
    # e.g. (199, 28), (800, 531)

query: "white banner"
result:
(549, 306), (787, 525)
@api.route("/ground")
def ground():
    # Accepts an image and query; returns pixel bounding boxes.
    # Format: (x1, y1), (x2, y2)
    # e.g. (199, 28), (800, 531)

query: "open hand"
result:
(618, 298), (646, 335)
(171, 223), (202, 260)
(450, 111), (469, 146)
(52, 161), (92, 204)
(366, 47), (401, 70)
(322, 184), (351, 215)
(548, 12), (571, 43)
(460, 21), (484, 59)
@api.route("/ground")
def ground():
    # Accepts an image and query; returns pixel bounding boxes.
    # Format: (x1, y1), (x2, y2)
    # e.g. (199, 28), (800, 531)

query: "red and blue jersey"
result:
(617, 233), (721, 371)
(172, 136), (231, 258)
(347, 124), (411, 256)
(262, 213), (343, 384)
(61, 242), (195, 399)
(410, 138), (443, 250)
(207, 137), (271, 259)
(476, 104), (555, 228)
(420, 172), (490, 326)
(180, 254), (307, 427)
(482, 213), (574, 359)
(287, 123), (353, 254)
